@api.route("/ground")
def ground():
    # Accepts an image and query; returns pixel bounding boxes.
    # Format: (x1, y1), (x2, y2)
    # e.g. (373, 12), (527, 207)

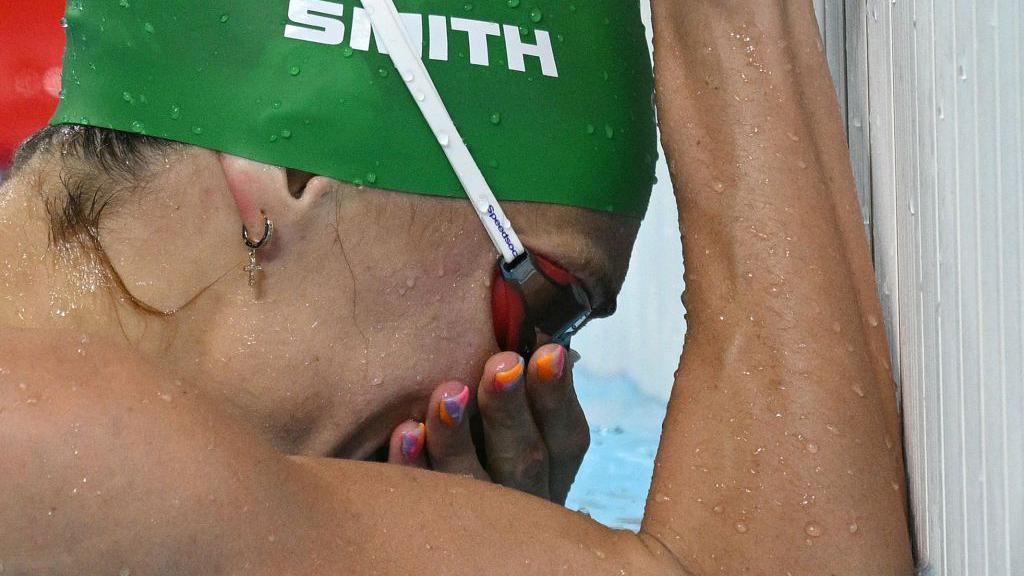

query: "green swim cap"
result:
(52, 0), (657, 217)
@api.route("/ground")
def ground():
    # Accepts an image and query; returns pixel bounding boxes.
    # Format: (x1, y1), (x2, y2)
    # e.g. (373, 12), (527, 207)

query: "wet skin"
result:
(0, 2), (913, 574)
(0, 148), (638, 500)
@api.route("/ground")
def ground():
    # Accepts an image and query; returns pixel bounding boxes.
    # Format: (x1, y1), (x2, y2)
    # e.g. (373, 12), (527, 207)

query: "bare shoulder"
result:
(0, 326), (160, 392)
(0, 327), (294, 574)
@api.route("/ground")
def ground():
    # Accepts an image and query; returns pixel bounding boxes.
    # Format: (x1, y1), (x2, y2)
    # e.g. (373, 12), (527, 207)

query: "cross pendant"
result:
(245, 250), (262, 287)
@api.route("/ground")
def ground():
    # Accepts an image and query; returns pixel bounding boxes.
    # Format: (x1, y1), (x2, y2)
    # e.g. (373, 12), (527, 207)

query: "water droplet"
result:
(343, 46), (354, 58)
(219, 14), (230, 23)
(604, 124), (615, 139)
(787, 132), (800, 142)
(529, 7), (543, 22)
(848, 522), (859, 534)
(118, 0), (129, 7)
(60, 17), (68, 28)
(129, 120), (145, 133)
(851, 384), (866, 397)
(712, 504), (724, 514)
(289, 65), (301, 76)
(402, 70), (414, 82)
(191, 126), (204, 135)
(269, 134), (279, 143)
(414, 91), (425, 102)
(272, 100), (282, 110)
(378, 67), (390, 78)
(170, 106), (181, 119)
(507, 0), (520, 6)
(280, 129), (292, 139)
(806, 442), (819, 454)
(143, 22), (154, 34)
(439, 133), (450, 147)
(585, 124), (595, 135)
(804, 522), (823, 537)
(713, 181), (725, 192)
(735, 522), (749, 534)
(366, 172), (377, 184)
(489, 112), (502, 125)
(122, 91), (133, 103)
(868, 315), (879, 327)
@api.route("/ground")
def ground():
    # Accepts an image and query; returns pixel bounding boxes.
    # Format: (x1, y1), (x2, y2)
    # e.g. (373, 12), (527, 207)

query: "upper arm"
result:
(0, 334), (688, 575)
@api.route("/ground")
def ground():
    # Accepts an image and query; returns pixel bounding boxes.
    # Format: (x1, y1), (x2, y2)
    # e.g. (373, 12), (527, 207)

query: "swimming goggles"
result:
(363, 0), (596, 357)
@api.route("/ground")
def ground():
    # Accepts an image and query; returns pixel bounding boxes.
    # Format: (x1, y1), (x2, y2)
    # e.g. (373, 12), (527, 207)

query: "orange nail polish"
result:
(493, 359), (524, 393)
(537, 347), (566, 382)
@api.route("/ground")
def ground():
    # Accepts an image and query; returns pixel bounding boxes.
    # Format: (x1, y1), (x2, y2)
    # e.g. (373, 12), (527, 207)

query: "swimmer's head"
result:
(8, 124), (640, 454)
(5, 0), (655, 451)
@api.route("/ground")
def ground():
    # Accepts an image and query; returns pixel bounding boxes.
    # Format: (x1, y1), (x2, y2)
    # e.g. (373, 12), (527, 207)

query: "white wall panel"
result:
(844, 0), (1024, 573)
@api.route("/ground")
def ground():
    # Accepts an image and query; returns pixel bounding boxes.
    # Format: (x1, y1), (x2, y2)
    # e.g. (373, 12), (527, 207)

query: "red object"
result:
(491, 254), (575, 352)
(0, 0), (67, 168)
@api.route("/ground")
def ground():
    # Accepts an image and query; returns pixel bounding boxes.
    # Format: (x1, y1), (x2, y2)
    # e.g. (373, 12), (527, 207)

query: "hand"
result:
(385, 344), (589, 505)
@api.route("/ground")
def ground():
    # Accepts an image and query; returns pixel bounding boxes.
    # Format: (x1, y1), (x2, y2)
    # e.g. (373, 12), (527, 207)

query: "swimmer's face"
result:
(195, 175), (640, 457)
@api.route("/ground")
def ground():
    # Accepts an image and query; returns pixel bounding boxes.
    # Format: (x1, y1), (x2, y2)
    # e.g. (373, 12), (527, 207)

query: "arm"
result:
(644, 1), (913, 574)
(0, 331), (681, 576)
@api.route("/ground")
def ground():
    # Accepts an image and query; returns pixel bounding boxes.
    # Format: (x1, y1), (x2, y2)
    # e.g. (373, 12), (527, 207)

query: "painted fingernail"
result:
(537, 346), (566, 382)
(439, 386), (470, 428)
(493, 358), (525, 393)
(401, 423), (426, 461)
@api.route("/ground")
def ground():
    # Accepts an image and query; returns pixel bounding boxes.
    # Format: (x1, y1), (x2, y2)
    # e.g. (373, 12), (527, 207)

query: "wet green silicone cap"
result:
(53, 0), (657, 217)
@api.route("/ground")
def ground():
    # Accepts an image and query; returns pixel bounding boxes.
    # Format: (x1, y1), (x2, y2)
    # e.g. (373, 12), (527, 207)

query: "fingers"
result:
(476, 352), (551, 499)
(387, 420), (428, 468)
(423, 381), (490, 481)
(525, 344), (590, 505)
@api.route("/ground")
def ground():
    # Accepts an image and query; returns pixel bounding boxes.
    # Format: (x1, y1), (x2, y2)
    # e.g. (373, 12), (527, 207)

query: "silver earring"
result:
(242, 214), (274, 287)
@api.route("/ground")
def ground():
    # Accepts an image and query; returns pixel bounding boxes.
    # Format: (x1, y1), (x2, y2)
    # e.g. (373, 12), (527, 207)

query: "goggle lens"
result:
(491, 253), (593, 357)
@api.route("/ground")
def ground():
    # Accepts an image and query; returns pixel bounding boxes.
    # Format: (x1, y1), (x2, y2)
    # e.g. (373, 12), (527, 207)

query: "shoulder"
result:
(0, 327), (290, 573)
(0, 326), (154, 391)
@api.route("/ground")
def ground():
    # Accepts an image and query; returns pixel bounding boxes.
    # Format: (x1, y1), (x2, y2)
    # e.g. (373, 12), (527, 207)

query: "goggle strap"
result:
(362, 0), (526, 264)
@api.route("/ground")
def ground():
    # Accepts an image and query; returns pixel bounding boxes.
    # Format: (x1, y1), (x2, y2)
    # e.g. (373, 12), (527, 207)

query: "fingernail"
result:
(537, 346), (566, 382)
(401, 423), (426, 460)
(493, 358), (524, 393)
(439, 386), (470, 428)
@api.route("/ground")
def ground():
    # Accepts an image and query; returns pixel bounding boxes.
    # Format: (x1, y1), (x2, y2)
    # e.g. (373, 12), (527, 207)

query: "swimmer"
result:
(0, 1), (913, 574)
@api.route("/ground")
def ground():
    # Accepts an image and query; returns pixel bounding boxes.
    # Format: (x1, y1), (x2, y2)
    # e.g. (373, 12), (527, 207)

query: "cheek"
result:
(367, 277), (498, 399)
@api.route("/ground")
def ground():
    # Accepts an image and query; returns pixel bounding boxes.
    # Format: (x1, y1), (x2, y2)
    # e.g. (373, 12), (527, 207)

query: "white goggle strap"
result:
(362, 0), (526, 265)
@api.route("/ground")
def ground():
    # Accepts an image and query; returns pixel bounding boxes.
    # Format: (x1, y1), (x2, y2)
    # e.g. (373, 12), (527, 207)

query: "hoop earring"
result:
(242, 214), (274, 287)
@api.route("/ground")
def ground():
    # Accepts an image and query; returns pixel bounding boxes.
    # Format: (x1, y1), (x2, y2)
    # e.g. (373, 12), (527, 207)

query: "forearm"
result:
(644, 2), (912, 574)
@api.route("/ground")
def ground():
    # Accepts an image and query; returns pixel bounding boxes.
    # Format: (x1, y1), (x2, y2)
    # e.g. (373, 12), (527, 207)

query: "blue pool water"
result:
(565, 371), (668, 531)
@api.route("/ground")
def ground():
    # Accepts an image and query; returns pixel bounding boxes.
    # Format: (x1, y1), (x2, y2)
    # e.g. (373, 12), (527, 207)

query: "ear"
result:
(217, 154), (322, 236)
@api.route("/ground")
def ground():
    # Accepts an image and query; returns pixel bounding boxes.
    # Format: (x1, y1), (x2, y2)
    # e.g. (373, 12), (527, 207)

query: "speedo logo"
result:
(486, 205), (519, 258)
(283, 0), (559, 78)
